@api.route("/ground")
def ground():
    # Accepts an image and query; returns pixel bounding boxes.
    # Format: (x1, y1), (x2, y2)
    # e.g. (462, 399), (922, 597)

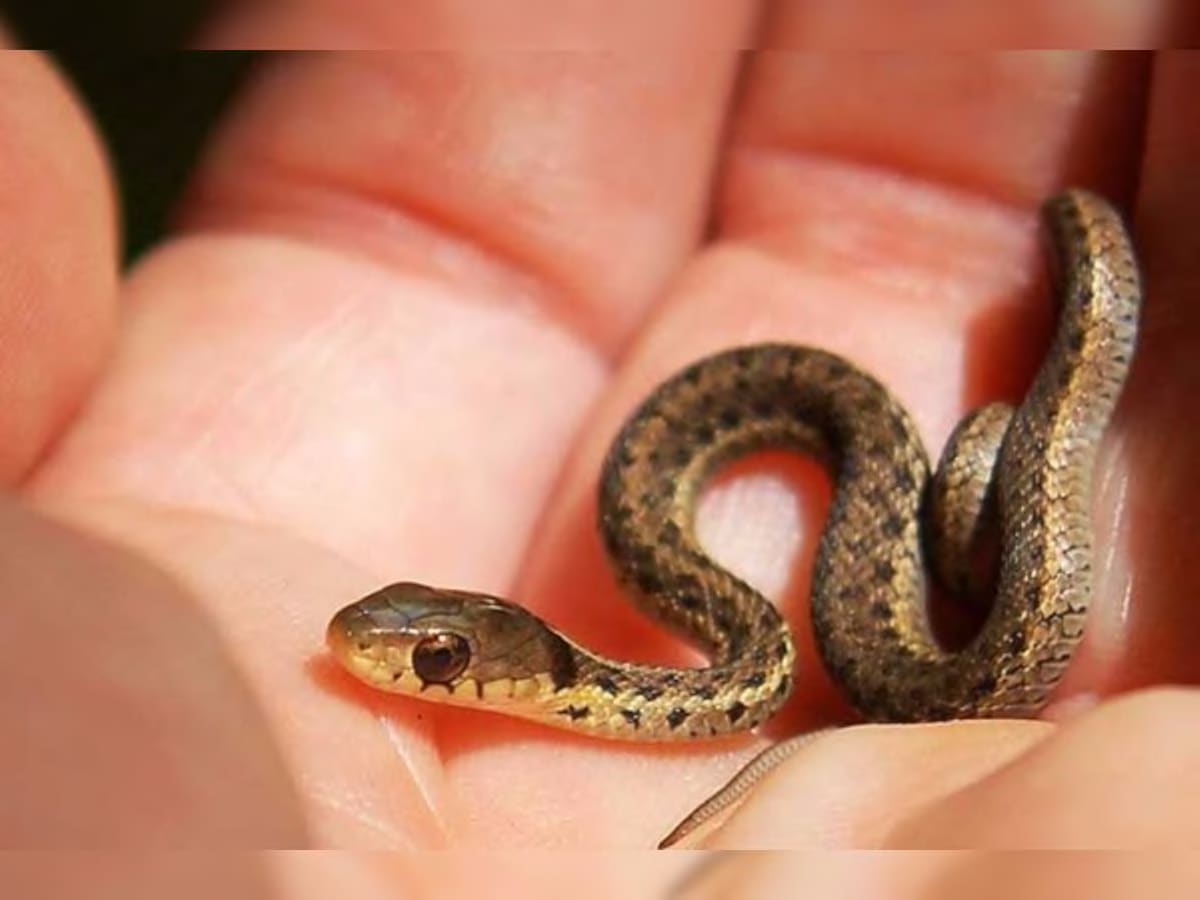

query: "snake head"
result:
(327, 581), (577, 708)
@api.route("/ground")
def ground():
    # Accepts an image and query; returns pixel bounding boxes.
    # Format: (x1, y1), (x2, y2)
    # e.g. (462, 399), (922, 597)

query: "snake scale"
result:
(327, 188), (1139, 822)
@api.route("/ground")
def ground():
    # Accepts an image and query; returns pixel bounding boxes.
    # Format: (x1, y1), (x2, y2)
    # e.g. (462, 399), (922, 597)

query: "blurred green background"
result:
(1, 0), (255, 260)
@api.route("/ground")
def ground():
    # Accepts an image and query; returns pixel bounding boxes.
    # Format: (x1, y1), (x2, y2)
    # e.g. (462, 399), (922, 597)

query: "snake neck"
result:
(532, 627), (795, 741)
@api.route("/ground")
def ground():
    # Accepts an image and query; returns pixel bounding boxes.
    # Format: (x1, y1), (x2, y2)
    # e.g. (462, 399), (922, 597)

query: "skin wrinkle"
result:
(183, 51), (741, 354)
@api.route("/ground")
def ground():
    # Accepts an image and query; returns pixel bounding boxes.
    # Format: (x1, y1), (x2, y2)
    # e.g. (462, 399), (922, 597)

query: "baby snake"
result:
(327, 189), (1139, 838)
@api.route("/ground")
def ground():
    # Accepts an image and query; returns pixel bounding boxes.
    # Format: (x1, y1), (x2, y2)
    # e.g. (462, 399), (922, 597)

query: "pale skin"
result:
(2, 21), (1200, 877)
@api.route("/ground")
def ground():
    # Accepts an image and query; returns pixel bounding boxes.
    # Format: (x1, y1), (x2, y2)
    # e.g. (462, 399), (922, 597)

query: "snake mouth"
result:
(325, 601), (416, 688)
(326, 610), (417, 692)
(325, 603), (376, 659)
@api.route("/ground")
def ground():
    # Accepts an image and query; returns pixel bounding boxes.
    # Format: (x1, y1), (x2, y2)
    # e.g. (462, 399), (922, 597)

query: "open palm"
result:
(5, 46), (1199, 851)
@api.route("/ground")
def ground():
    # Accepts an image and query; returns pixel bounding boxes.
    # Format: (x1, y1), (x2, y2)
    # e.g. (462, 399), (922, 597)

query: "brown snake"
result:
(327, 189), (1140, 843)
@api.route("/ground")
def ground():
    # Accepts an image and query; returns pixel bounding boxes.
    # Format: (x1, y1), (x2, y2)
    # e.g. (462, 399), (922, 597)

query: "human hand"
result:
(3, 37), (1197, 849)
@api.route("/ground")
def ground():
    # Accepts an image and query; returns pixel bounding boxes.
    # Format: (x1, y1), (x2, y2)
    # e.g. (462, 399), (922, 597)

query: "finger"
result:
(676, 721), (1047, 848)
(891, 688), (1200, 847)
(0, 498), (305, 845)
(675, 850), (1200, 899)
(675, 695), (1199, 850)
(33, 36), (756, 847)
(4, 855), (278, 900)
(199, 0), (755, 56)
(41, 44), (753, 578)
(269, 852), (690, 900)
(720, 50), (1146, 427)
(0, 52), (117, 481)
(182, 43), (750, 351)
(510, 51), (1151, 844)
(1097, 51), (1200, 694)
(761, 1), (1167, 48)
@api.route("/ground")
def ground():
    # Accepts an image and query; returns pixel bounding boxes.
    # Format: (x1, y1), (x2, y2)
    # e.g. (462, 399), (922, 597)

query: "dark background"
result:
(1, 0), (254, 260)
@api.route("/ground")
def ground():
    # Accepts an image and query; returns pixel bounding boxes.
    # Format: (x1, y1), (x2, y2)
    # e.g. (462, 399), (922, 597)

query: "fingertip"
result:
(0, 52), (118, 479)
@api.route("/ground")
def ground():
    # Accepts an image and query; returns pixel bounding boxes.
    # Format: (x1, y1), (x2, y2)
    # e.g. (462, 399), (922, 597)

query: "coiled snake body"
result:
(328, 190), (1139, 750)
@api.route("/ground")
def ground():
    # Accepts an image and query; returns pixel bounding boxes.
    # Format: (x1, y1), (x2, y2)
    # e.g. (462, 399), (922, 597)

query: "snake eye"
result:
(412, 633), (471, 684)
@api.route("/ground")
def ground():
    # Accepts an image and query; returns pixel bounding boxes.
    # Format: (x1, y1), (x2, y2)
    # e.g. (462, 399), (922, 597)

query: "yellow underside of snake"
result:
(327, 189), (1140, 744)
